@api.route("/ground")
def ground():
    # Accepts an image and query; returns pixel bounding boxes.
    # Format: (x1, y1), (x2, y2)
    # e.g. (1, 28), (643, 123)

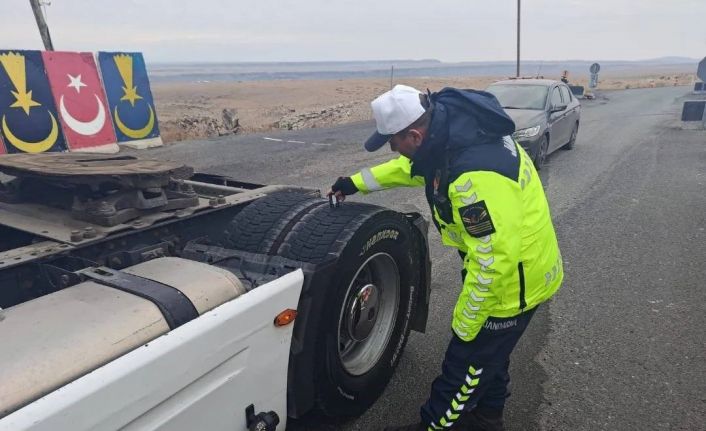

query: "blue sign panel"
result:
(0, 50), (66, 153)
(681, 101), (705, 122)
(97, 52), (160, 142)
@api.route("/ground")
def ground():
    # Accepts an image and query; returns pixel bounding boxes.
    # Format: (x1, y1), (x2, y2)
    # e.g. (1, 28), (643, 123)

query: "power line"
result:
(516, 0), (521, 77)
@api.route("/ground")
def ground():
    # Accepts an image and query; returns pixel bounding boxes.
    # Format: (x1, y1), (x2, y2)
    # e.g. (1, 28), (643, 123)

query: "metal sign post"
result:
(585, 63), (601, 99)
(696, 57), (706, 128)
(589, 62), (600, 89)
(589, 74), (598, 89)
(516, 0), (521, 78)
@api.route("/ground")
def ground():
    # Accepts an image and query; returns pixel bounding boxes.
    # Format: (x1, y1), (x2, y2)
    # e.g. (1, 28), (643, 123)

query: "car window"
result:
(551, 87), (563, 107)
(485, 84), (549, 110)
(560, 85), (572, 103)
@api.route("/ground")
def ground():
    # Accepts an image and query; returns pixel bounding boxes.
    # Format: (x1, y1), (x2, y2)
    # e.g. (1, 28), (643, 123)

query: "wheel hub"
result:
(337, 252), (400, 376)
(346, 283), (380, 342)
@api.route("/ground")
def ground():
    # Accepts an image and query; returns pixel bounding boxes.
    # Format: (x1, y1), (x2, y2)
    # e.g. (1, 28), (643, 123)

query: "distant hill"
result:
(639, 56), (700, 64)
(148, 58), (697, 83)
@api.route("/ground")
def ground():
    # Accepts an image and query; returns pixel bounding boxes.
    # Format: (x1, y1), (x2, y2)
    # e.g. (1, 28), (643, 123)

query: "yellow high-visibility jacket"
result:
(351, 137), (562, 341)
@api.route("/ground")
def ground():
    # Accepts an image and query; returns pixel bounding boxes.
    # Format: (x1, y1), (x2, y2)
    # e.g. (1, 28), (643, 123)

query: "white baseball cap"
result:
(365, 84), (427, 151)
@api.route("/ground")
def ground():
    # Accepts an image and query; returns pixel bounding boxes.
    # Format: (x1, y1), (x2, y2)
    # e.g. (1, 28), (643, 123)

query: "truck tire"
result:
(278, 203), (419, 417)
(223, 190), (325, 254)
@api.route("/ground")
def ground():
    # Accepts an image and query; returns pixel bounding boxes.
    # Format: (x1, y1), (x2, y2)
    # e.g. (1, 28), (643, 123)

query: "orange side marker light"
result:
(274, 309), (298, 327)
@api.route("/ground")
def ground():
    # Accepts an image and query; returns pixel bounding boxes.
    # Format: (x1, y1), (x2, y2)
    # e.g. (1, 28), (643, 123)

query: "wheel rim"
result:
(338, 252), (400, 376)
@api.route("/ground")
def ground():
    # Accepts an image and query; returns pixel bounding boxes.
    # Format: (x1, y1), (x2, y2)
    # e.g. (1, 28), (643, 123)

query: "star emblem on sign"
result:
(0, 51), (61, 153)
(41, 50), (117, 151)
(67, 74), (87, 93)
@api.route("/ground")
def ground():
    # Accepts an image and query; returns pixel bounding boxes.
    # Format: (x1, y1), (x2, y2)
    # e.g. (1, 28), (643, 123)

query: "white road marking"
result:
(262, 137), (331, 147)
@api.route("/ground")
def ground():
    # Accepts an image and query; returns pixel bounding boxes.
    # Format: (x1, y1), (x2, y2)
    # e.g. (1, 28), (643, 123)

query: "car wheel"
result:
(534, 135), (549, 170)
(563, 123), (578, 150)
(279, 203), (419, 417)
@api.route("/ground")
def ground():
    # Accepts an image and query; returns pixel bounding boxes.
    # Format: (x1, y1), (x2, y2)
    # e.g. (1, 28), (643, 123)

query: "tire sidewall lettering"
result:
(391, 283), (414, 367)
(359, 228), (400, 256)
(337, 386), (356, 400)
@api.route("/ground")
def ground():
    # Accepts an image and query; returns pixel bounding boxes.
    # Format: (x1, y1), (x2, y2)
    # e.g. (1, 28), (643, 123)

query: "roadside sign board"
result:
(42, 51), (118, 153)
(97, 52), (161, 145)
(681, 101), (706, 121)
(697, 57), (706, 82)
(0, 50), (67, 153)
(588, 63), (601, 89)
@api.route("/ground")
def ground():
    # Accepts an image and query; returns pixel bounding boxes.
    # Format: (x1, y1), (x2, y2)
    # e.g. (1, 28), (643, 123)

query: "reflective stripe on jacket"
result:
(351, 156), (425, 192)
(351, 140), (562, 341)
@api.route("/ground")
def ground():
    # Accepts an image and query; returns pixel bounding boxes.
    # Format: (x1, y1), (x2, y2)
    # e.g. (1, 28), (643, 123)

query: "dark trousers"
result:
(420, 307), (537, 429)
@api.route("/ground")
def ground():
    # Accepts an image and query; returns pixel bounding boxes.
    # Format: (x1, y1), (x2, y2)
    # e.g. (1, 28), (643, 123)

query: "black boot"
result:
(455, 406), (505, 431)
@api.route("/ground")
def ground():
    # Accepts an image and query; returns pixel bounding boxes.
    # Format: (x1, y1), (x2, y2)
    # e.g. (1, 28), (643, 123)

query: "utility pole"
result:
(516, 0), (521, 77)
(29, 0), (54, 51)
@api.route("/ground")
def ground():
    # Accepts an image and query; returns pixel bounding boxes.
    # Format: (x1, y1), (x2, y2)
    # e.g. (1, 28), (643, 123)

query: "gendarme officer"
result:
(329, 84), (563, 431)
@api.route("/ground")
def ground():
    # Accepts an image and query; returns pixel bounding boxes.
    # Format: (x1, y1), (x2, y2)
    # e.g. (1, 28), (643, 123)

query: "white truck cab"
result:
(0, 153), (431, 430)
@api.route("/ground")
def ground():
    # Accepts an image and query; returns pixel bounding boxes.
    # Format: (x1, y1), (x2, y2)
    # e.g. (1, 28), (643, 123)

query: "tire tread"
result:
(278, 202), (385, 262)
(224, 190), (322, 253)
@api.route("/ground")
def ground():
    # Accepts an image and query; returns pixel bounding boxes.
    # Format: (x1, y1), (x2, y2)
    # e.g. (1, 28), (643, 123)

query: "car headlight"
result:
(512, 125), (541, 139)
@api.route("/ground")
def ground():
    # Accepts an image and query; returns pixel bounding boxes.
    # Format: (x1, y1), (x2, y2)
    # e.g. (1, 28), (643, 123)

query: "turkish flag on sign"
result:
(42, 51), (118, 153)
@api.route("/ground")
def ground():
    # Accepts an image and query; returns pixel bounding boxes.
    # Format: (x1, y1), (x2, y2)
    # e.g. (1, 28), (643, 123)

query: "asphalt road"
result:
(144, 85), (705, 430)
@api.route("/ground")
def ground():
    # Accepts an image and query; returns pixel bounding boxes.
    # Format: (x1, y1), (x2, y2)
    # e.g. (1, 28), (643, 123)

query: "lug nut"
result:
(217, 194), (226, 204)
(83, 227), (97, 239)
(70, 230), (83, 242)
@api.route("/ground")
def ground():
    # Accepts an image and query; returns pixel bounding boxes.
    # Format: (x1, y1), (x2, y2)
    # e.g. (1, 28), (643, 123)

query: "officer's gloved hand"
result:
(328, 176), (358, 202)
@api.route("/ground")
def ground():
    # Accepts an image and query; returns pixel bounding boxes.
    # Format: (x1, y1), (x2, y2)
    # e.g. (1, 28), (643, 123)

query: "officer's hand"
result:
(328, 176), (358, 202)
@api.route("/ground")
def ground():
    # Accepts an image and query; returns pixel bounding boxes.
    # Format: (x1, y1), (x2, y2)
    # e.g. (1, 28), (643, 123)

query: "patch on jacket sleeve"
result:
(459, 200), (496, 238)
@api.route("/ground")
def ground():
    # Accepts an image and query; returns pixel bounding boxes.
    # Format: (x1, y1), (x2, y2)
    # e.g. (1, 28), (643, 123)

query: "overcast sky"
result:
(4, 0), (705, 63)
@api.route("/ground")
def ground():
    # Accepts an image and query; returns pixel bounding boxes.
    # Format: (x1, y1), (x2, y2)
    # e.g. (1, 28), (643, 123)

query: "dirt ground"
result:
(152, 71), (697, 143)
